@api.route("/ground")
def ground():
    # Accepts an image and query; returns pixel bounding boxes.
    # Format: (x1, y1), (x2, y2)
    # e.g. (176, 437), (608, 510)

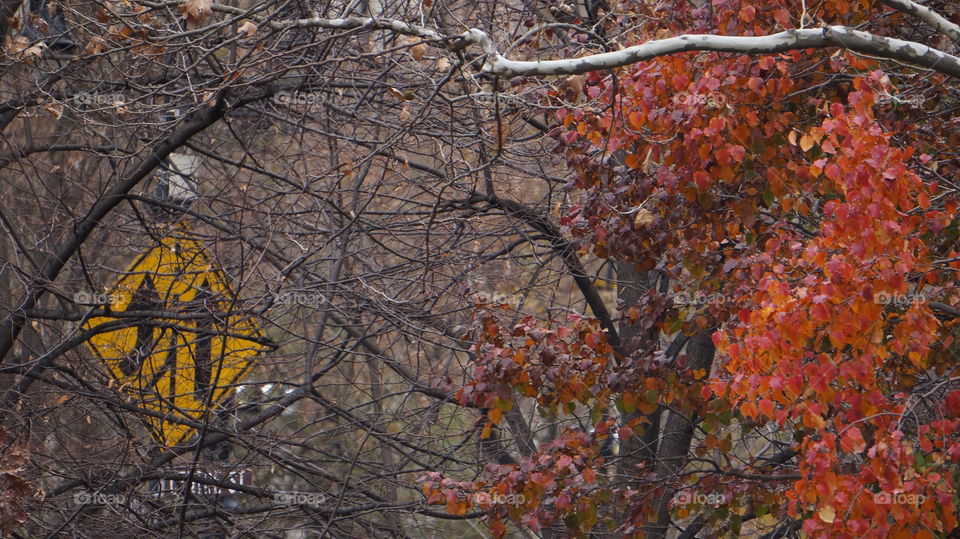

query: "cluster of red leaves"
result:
(457, 309), (614, 420)
(420, 429), (623, 536)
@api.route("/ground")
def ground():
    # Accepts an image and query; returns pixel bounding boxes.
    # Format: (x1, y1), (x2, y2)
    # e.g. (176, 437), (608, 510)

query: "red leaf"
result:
(946, 391), (960, 415)
(840, 427), (866, 453)
(693, 171), (711, 189)
(811, 303), (830, 321)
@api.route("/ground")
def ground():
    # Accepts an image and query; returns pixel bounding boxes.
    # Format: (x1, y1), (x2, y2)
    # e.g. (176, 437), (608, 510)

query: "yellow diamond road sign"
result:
(84, 229), (269, 447)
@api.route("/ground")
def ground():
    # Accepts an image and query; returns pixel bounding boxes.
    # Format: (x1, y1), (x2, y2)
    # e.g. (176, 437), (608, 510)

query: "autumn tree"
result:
(3, 0), (960, 537)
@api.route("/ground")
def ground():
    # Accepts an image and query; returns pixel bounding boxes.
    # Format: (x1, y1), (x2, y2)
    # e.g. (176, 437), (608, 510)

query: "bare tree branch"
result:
(879, 0), (960, 43)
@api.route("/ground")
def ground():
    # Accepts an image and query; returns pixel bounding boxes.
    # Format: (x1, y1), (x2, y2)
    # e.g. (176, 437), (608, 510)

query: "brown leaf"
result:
(84, 36), (108, 55)
(561, 74), (584, 102)
(108, 24), (132, 40)
(180, 0), (211, 24)
(7, 36), (45, 59)
(43, 103), (63, 119)
(410, 42), (427, 61)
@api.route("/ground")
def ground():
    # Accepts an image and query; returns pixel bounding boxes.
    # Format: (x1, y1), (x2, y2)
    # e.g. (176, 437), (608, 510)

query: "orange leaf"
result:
(758, 398), (775, 418)
(581, 467), (596, 483)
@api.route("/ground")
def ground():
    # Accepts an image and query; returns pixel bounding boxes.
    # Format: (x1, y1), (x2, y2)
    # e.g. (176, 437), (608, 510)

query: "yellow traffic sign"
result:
(84, 227), (270, 447)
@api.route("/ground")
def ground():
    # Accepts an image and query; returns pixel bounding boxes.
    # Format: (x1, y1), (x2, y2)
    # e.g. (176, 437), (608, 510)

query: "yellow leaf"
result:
(237, 20), (256, 36)
(908, 351), (924, 367)
(633, 208), (655, 228)
(818, 505), (836, 523)
(799, 135), (815, 152)
(488, 407), (503, 425)
(787, 130), (797, 146)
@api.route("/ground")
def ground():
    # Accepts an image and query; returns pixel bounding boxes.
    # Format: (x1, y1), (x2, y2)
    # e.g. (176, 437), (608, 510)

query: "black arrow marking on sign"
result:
(192, 279), (216, 402)
(143, 328), (179, 420)
(120, 276), (161, 376)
